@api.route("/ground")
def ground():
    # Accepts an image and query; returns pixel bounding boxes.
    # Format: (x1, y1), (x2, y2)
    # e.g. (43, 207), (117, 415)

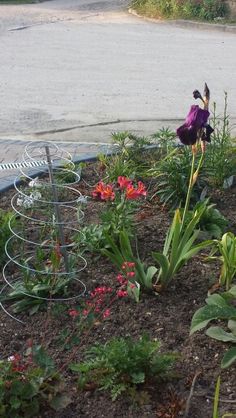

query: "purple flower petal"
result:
(177, 105), (210, 145)
(185, 105), (210, 128)
(176, 125), (198, 145)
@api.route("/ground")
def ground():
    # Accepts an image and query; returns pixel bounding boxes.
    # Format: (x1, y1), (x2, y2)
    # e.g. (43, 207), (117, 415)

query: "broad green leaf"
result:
(228, 320), (236, 336)
(226, 286), (236, 298)
(50, 394), (72, 411)
(146, 266), (158, 282)
(205, 294), (228, 307)
(221, 346), (236, 369)
(190, 304), (236, 335)
(206, 326), (236, 343)
(32, 345), (54, 372)
(127, 281), (140, 303)
(152, 252), (169, 282)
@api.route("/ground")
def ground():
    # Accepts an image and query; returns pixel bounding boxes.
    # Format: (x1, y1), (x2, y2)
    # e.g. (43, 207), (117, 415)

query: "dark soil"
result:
(0, 162), (236, 418)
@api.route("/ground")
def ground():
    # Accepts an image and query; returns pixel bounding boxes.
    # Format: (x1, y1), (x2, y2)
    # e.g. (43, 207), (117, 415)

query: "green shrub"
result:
(70, 335), (176, 400)
(132, 0), (228, 21)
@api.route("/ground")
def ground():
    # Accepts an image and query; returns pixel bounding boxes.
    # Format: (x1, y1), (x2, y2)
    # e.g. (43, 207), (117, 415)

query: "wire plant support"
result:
(0, 141), (87, 324)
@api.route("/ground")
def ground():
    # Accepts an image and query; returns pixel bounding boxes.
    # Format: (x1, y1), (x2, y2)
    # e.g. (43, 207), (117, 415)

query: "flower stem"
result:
(181, 150), (196, 229)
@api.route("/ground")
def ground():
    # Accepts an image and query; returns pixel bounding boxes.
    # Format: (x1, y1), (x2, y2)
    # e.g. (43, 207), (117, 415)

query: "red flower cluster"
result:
(92, 177), (147, 201)
(92, 181), (115, 201)
(8, 354), (26, 373)
(117, 176), (132, 189)
(116, 261), (136, 294)
(125, 181), (147, 200)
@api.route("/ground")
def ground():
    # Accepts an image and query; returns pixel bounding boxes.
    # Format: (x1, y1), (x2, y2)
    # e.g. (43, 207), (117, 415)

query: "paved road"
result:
(0, 0), (236, 145)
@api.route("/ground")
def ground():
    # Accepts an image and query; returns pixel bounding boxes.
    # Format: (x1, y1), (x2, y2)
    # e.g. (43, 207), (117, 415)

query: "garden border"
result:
(128, 8), (236, 33)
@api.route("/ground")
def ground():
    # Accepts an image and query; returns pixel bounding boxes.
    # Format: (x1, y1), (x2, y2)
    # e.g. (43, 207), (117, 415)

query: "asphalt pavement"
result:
(0, 0), (236, 192)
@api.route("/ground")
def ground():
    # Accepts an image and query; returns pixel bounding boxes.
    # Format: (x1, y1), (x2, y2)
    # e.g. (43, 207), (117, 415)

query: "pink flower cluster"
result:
(69, 286), (114, 320)
(68, 264), (136, 321)
(8, 354), (27, 373)
(92, 177), (147, 201)
(116, 261), (136, 292)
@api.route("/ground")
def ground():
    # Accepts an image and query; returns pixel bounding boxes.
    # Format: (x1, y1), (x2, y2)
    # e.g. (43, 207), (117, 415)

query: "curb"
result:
(0, 148), (117, 195)
(128, 8), (236, 34)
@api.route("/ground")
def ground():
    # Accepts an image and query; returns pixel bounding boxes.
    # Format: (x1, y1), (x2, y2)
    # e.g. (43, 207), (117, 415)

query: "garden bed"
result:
(0, 158), (236, 418)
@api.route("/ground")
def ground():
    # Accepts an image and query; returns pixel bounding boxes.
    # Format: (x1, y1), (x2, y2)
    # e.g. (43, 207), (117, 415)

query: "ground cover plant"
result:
(131, 0), (228, 22)
(0, 86), (236, 417)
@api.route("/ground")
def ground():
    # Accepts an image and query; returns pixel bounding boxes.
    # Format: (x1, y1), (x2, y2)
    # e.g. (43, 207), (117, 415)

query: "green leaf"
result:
(50, 394), (72, 411)
(190, 304), (236, 335)
(131, 372), (145, 384)
(228, 320), (236, 336)
(206, 326), (236, 343)
(69, 363), (83, 372)
(127, 281), (140, 303)
(205, 293), (228, 307)
(32, 345), (54, 372)
(213, 376), (220, 418)
(10, 396), (21, 409)
(152, 252), (169, 283)
(221, 346), (236, 369)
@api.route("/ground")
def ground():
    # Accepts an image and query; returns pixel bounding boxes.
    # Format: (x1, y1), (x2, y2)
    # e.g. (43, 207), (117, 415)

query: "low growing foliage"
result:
(0, 345), (70, 418)
(132, 0), (228, 21)
(70, 335), (177, 400)
(0, 209), (15, 267)
(207, 232), (236, 290)
(190, 286), (236, 369)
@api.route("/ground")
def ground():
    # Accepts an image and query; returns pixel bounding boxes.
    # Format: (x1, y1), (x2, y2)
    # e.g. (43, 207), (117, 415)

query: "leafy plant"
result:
(207, 232), (236, 291)
(205, 94), (236, 188)
(0, 346), (70, 417)
(149, 147), (208, 209)
(91, 177), (147, 241)
(190, 286), (236, 369)
(99, 131), (152, 182)
(102, 230), (157, 291)
(1, 247), (78, 314)
(0, 210), (15, 267)
(70, 335), (176, 400)
(185, 199), (228, 239)
(75, 223), (110, 254)
(152, 127), (176, 157)
(131, 0), (228, 21)
(152, 206), (212, 289)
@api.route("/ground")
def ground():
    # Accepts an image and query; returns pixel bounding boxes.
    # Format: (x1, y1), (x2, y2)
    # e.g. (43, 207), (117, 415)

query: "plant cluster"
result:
(76, 176), (147, 254)
(0, 209), (15, 267)
(0, 345), (70, 418)
(1, 85), (236, 416)
(70, 335), (176, 400)
(132, 0), (228, 21)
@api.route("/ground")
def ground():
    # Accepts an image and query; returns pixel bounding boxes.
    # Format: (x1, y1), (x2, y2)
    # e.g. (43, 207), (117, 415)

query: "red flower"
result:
(101, 184), (115, 201)
(92, 182), (115, 201)
(92, 181), (105, 199)
(117, 176), (132, 190)
(125, 184), (140, 200)
(127, 271), (135, 278)
(137, 181), (147, 197)
(116, 289), (128, 298)
(103, 309), (111, 318)
(68, 309), (79, 318)
(125, 182), (146, 200)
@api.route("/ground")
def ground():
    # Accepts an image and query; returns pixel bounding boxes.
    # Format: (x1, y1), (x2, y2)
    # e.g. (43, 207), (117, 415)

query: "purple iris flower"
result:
(177, 105), (213, 146)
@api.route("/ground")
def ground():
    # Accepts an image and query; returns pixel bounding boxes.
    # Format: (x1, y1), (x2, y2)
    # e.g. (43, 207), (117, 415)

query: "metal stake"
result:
(45, 145), (69, 273)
